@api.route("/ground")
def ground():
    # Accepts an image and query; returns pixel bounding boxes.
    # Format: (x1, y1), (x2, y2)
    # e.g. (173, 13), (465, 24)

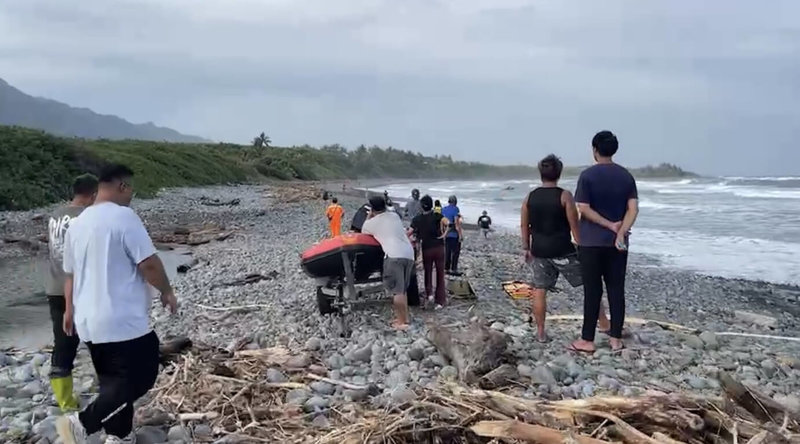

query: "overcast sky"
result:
(1, 0), (798, 175)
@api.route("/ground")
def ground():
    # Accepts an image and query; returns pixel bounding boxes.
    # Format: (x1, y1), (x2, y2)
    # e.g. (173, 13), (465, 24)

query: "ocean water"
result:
(381, 176), (800, 285)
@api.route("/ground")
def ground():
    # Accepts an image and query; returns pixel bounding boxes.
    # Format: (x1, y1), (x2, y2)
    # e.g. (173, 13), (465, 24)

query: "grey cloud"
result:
(1, 0), (798, 175)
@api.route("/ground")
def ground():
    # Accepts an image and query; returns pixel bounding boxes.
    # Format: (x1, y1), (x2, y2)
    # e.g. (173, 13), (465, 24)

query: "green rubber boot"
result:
(50, 375), (80, 412)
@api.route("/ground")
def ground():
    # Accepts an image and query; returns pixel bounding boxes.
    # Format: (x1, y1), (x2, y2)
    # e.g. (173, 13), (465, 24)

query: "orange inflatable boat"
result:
(301, 233), (384, 280)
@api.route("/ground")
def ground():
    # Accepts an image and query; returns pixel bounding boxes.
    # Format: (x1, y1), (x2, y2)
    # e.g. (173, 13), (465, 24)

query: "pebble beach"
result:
(1, 184), (800, 443)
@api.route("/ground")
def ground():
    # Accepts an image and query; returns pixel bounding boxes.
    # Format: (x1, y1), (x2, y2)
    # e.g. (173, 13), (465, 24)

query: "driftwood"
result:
(471, 420), (613, 443)
(158, 337), (193, 364)
(210, 271), (279, 289)
(151, 223), (234, 246)
(428, 322), (509, 383)
(548, 314), (699, 333)
(479, 363), (519, 389)
(199, 196), (240, 207)
(141, 341), (800, 444)
(719, 372), (800, 425)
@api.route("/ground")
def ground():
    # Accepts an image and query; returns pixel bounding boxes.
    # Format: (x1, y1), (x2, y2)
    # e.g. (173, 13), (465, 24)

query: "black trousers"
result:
(80, 331), (160, 438)
(48, 296), (80, 378)
(444, 237), (461, 272)
(579, 247), (628, 341)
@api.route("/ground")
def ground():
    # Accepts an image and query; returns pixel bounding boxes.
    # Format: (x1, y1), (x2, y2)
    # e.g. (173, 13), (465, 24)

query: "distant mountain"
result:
(0, 78), (208, 143)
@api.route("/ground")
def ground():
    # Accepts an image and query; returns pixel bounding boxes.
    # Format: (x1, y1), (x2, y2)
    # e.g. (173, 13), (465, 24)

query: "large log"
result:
(470, 420), (613, 444)
(428, 322), (509, 383)
(719, 372), (800, 425)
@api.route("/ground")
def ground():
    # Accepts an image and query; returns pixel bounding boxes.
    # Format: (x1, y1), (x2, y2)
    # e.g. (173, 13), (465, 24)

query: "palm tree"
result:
(252, 132), (271, 149)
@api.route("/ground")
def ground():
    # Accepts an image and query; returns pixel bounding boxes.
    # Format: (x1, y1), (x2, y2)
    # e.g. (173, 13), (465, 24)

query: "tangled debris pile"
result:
(143, 340), (800, 444)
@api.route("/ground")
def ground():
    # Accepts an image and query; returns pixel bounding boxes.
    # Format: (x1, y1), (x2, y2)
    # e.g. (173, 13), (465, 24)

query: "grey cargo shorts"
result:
(383, 257), (415, 294)
(530, 253), (583, 289)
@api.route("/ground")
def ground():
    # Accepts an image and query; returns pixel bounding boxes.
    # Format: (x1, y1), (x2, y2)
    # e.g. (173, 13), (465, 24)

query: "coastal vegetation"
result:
(0, 125), (693, 210)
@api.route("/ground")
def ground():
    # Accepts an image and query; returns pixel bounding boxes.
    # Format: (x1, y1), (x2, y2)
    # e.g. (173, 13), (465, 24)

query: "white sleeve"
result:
(122, 210), (157, 265)
(361, 218), (374, 235)
(62, 226), (74, 274)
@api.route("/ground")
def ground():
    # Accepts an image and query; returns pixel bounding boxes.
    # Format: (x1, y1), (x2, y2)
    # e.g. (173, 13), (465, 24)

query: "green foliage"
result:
(0, 125), (694, 211)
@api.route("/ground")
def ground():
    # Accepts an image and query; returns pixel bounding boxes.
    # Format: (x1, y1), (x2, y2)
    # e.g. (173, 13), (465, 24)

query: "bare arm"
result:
(456, 216), (464, 240)
(618, 198), (639, 237)
(520, 199), (530, 250)
(138, 254), (172, 295)
(63, 274), (74, 335)
(562, 191), (580, 245)
(576, 203), (616, 232)
(438, 217), (448, 239)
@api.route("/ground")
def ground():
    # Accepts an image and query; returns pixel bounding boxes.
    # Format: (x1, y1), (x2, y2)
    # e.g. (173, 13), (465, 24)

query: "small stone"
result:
(566, 362), (583, 378)
(308, 365), (328, 376)
(12, 365), (34, 382)
(31, 354), (48, 367)
(581, 382), (595, 397)
(312, 414), (331, 429)
(430, 354), (448, 367)
(286, 353), (311, 368)
(407, 348), (424, 362)
(517, 364), (534, 378)
(352, 346), (372, 363)
(503, 325), (528, 338)
(598, 375), (621, 391)
(774, 394), (800, 413)
(341, 365), (356, 377)
(304, 396), (329, 411)
(326, 354), (345, 370)
(531, 366), (557, 386)
(616, 369), (633, 380)
(266, 368), (288, 383)
(683, 335), (705, 350)
(310, 382), (335, 396)
(344, 389), (368, 401)
(168, 425), (190, 442)
(439, 366), (458, 380)
(136, 425), (168, 444)
(760, 359), (778, 378)
(390, 387), (416, 404)
(699, 331), (719, 350)
(490, 321), (506, 331)
(285, 389), (311, 405)
(687, 377), (707, 390)
(194, 424), (212, 438)
(21, 381), (44, 396)
(32, 394), (44, 403)
(305, 337), (322, 351)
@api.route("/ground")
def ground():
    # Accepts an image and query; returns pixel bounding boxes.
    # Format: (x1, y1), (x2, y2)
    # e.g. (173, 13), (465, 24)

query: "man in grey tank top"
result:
(45, 174), (98, 412)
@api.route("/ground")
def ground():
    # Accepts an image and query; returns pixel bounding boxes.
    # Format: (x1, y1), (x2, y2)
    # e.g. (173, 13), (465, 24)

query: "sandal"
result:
(567, 341), (595, 354)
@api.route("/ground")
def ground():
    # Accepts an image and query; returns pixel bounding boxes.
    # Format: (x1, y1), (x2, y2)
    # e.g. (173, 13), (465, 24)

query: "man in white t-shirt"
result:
(57, 164), (178, 444)
(361, 196), (415, 330)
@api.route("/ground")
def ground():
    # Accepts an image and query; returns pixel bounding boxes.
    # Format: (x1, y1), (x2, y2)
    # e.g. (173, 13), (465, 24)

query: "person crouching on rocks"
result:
(361, 195), (415, 330)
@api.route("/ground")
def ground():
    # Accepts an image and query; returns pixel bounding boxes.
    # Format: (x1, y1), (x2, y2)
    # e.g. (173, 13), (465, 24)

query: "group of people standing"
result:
(45, 164), (177, 444)
(522, 131), (639, 352)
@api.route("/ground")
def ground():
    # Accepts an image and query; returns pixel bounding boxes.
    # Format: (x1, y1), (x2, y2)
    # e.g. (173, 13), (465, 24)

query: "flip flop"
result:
(391, 321), (410, 331)
(536, 334), (550, 344)
(567, 342), (595, 354)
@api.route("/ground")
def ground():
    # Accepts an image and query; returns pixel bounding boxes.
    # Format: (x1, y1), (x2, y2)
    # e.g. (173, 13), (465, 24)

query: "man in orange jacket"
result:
(326, 197), (344, 237)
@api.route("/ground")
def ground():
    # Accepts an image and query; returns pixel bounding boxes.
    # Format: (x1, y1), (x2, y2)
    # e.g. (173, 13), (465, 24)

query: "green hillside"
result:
(0, 126), (693, 210)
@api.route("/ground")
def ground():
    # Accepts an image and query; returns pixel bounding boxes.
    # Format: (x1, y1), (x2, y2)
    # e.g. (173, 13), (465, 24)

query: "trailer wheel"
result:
(316, 287), (336, 315)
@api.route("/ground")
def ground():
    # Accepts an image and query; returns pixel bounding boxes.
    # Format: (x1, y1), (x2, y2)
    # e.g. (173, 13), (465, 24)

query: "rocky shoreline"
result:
(2, 184), (800, 443)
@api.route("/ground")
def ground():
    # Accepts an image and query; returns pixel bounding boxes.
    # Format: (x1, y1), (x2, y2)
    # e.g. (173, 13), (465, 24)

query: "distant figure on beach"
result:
(361, 196), (415, 330)
(433, 199), (442, 214)
(45, 173), (98, 412)
(570, 131), (639, 353)
(477, 210), (493, 238)
(521, 155), (583, 343)
(383, 190), (393, 207)
(411, 195), (449, 308)
(326, 197), (344, 237)
(58, 164), (178, 444)
(442, 195), (463, 274)
(405, 188), (423, 220)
